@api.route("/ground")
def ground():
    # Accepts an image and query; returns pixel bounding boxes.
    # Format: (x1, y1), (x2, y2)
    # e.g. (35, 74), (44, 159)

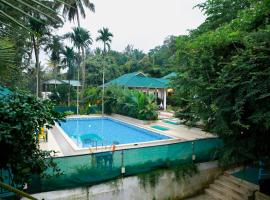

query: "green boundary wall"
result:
(27, 138), (222, 193)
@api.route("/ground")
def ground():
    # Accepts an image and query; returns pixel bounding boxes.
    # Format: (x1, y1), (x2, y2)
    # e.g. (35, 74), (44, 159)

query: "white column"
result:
(163, 89), (167, 110)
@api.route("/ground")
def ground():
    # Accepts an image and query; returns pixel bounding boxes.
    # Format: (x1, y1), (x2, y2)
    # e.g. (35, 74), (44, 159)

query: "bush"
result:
(104, 86), (158, 120)
(64, 111), (75, 115)
(0, 91), (64, 188)
(49, 84), (76, 105)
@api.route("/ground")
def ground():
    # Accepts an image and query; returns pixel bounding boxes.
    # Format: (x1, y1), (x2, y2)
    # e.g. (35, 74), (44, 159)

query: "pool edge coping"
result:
(55, 115), (184, 154)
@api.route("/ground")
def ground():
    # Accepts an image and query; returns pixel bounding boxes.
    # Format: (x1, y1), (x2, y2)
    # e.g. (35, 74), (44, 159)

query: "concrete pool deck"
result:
(39, 114), (215, 157)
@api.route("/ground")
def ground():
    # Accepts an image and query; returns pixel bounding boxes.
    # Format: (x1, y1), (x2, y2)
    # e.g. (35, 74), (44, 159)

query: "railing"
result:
(0, 181), (37, 200)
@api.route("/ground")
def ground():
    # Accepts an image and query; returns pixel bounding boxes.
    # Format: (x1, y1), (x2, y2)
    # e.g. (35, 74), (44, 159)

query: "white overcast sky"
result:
(55, 0), (206, 53)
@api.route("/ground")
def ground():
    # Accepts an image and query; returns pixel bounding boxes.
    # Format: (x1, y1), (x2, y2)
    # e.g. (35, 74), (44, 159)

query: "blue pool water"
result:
(59, 117), (170, 148)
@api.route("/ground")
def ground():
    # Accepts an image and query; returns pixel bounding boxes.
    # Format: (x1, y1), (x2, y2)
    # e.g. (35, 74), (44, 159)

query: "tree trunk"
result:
(54, 62), (57, 88)
(81, 46), (85, 92)
(76, 48), (81, 115)
(32, 35), (40, 97)
(68, 79), (71, 107)
(102, 42), (106, 117)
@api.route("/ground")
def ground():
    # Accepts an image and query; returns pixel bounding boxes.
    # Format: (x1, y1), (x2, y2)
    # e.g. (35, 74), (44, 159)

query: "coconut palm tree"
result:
(65, 27), (92, 91)
(61, 46), (76, 106)
(44, 36), (63, 81)
(96, 27), (113, 116)
(55, 0), (95, 27)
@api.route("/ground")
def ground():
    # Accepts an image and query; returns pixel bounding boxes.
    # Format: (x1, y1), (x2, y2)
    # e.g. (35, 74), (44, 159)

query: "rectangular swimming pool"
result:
(58, 117), (171, 148)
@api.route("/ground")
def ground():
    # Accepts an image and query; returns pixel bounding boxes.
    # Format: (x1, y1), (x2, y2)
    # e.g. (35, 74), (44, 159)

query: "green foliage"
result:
(104, 86), (158, 120)
(54, 0), (95, 23)
(49, 84), (76, 105)
(44, 36), (63, 75)
(96, 27), (113, 54)
(138, 163), (198, 189)
(61, 46), (78, 80)
(0, 90), (64, 188)
(83, 86), (101, 105)
(65, 27), (92, 50)
(64, 111), (74, 116)
(173, 0), (270, 165)
(84, 36), (178, 87)
(0, 0), (62, 31)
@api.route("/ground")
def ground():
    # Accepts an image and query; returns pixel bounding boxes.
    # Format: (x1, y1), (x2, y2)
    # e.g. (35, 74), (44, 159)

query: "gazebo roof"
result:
(104, 72), (175, 89)
(43, 79), (81, 87)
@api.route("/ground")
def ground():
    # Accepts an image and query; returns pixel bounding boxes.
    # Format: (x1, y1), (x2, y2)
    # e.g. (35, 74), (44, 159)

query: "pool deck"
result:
(39, 114), (215, 157)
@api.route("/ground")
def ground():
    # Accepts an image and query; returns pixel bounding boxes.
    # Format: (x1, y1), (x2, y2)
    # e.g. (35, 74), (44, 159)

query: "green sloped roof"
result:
(105, 72), (169, 89)
(0, 85), (12, 98)
(162, 72), (177, 79)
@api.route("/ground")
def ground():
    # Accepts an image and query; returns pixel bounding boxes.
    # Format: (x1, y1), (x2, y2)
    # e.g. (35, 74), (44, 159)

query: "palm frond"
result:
(0, 0), (63, 31)
(83, 0), (95, 12)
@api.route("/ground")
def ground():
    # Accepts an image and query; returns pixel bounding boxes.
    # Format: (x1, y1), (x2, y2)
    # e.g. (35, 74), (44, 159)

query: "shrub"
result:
(0, 90), (64, 188)
(104, 86), (158, 120)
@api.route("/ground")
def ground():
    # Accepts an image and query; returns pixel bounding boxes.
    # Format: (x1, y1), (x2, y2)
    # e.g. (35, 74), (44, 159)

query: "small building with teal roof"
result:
(104, 72), (176, 110)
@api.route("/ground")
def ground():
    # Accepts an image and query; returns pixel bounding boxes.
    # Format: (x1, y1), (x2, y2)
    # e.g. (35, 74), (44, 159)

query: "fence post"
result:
(192, 141), (196, 163)
(121, 150), (125, 176)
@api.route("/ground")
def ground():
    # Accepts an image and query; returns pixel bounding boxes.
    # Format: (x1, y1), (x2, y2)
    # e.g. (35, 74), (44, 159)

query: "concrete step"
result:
(184, 193), (215, 200)
(205, 188), (227, 200)
(222, 173), (258, 191)
(209, 183), (247, 200)
(215, 179), (248, 197)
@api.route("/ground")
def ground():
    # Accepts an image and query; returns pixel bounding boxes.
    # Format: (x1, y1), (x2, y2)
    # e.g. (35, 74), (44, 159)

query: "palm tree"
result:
(44, 36), (63, 82)
(55, 0), (95, 27)
(96, 28), (113, 54)
(29, 19), (50, 97)
(61, 46), (76, 106)
(65, 27), (92, 91)
(96, 27), (113, 116)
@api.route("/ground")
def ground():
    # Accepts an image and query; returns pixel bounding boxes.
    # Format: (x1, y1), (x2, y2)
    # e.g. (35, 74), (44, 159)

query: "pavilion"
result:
(104, 72), (176, 110)
(42, 79), (81, 99)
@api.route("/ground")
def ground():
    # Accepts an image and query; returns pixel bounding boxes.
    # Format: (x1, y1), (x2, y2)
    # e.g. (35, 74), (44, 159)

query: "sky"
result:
(56, 0), (206, 53)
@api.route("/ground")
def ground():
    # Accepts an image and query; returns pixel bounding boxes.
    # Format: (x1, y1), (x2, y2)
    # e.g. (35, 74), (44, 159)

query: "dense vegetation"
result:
(0, 91), (63, 188)
(104, 87), (158, 120)
(82, 86), (158, 120)
(172, 0), (270, 165)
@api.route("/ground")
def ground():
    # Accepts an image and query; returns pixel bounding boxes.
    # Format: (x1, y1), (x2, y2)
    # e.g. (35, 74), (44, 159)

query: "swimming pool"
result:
(58, 117), (171, 148)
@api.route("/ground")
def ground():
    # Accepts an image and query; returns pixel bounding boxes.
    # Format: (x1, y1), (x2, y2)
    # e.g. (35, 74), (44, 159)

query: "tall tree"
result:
(44, 36), (63, 81)
(65, 27), (92, 91)
(55, 0), (95, 27)
(61, 46), (76, 106)
(0, 0), (63, 95)
(96, 27), (113, 54)
(96, 27), (113, 116)
(29, 19), (49, 97)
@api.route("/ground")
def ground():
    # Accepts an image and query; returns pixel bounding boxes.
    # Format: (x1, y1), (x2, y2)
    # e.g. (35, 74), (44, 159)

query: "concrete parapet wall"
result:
(27, 161), (222, 200)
